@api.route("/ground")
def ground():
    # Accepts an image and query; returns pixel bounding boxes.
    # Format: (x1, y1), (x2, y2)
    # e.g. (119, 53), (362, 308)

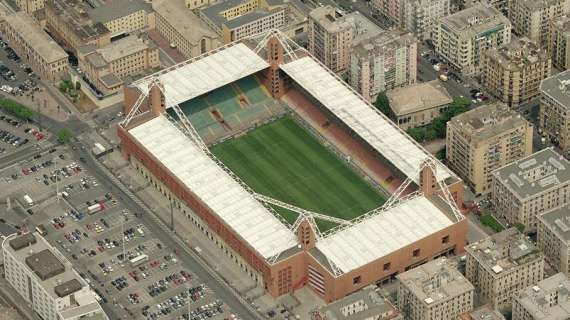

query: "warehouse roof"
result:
(128, 115), (298, 260)
(388, 80), (452, 116)
(280, 56), (453, 184)
(315, 195), (454, 273)
(134, 43), (269, 107)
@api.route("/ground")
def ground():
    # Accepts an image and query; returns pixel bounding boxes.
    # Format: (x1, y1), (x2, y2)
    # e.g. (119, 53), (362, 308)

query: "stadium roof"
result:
(315, 195), (454, 273)
(128, 115), (298, 259)
(134, 43), (269, 107)
(280, 56), (452, 184)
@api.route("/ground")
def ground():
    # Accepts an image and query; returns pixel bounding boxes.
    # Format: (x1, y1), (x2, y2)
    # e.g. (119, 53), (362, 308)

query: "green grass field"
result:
(210, 117), (386, 231)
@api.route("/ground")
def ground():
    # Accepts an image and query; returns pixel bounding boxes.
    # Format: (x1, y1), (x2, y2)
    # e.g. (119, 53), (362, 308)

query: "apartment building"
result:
(459, 305), (506, 320)
(349, 30), (417, 102)
(370, 0), (450, 40)
(434, 3), (511, 75)
(465, 228), (544, 310)
(549, 15), (570, 69)
(14, 0), (44, 14)
(491, 148), (570, 230)
(387, 80), (452, 130)
(311, 286), (403, 320)
(463, 0), (509, 15)
(540, 70), (570, 152)
(153, 0), (220, 60)
(2, 233), (108, 320)
(509, 0), (570, 48)
(446, 102), (533, 195)
(512, 273), (570, 320)
(186, 0), (216, 10)
(78, 34), (160, 96)
(200, 0), (288, 43)
(45, 0), (153, 53)
(482, 37), (551, 108)
(1, 11), (68, 82)
(537, 206), (570, 276)
(397, 258), (474, 320)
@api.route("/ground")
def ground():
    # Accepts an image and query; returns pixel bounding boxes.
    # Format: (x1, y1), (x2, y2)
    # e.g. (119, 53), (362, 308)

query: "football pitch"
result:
(210, 117), (386, 231)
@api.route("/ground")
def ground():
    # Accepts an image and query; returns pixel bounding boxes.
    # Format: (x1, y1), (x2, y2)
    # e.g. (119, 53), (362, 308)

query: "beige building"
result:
(465, 228), (544, 310)
(540, 70), (570, 151)
(491, 148), (570, 231)
(509, 0), (570, 48)
(537, 206), (570, 276)
(397, 258), (474, 320)
(434, 4), (511, 75)
(446, 102), (533, 195)
(1, 11), (68, 82)
(45, 0), (154, 53)
(349, 29), (417, 102)
(2, 233), (108, 320)
(512, 273), (570, 320)
(311, 286), (403, 320)
(153, 0), (220, 59)
(387, 80), (452, 130)
(78, 34), (160, 96)
(459, 305), (506, 320)
(186, 0), (216, 10)
(14, 0), (44, 14)
(549, 15), (570, 70)
(482, 37), (551, 108)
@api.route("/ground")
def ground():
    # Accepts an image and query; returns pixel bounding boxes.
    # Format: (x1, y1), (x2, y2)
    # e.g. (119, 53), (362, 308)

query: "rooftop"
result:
(448, 102), (530, 143)
(440, 3), (510, 38)
(485, 37), (549, 71)
(25, 249), (65, 281)
(492, 148), (570, 200)
(465, 228), (543, 277)
(398, 258), (474, 306)
(387, 80), (452, 116)
(310, 6), (383, 45)
(4, 12), (68, 63)
(460, 305), (506, 320)
(538, 205), (570, 242)
(515, 0), (566, 10)
(540, 70), (570, 109)
(515, 273), (570, 319)
(46, 0), (110, 41)
(352, 29), (416, 58)
(153, 0), (219, 45)
(201, 0), (287, 30)
(552, 15), (570, 33)
(314, 286), (401, 319)
(87, 0), (151, 24)
(96, 34), (153, 63)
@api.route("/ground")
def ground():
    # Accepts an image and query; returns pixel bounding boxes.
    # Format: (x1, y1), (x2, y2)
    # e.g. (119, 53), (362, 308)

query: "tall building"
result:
(349, 30), (417, 102)
(482, 37), (551, 108)
(153, 0), (221, 60)
(308, 7), (383, 74)
(512, 273), (570, 320)
(434, 4), (511, 75)
(548, 15), (570, 69)
(311, 286), (403, 320)
(459, 305), (506, 320)
(2, 233), (108, 320)
(509, 0), (570, 48)
(540, 70), (570, 152)
(78, 34), (160, 96)
(397, 258), (474, 320)
(446, 102), (533, 195)
(491, 148), (570, 231)
(465, 228), (544, 309)
(14, 0), (44, 14)
(1, 11), (68, 82)
(537, 206), (570, 276)
(387, 80), (452, 130)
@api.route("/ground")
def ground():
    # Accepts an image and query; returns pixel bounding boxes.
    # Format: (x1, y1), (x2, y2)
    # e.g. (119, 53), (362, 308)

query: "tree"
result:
(75, 81), (81, 91)
(374, 92), (392, 118)
(407, 127), (426, 142)
(56, 128), (73, 143)
(431, 117), (447, 138)
(514, 222), (526, 233)
(0, 97), (33, 120)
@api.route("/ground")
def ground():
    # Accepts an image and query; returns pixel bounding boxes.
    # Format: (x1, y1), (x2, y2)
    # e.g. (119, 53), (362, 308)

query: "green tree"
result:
(514, 222), (525, 233)
(0, 97), (34, 120)
(436, 148), (446, 160)
(56, 128), (73, 143)
(374, 92), (392, 118)
(75, 81), (81, 91)
(431, 117), (447, 138)
(407, 127), (426, 142)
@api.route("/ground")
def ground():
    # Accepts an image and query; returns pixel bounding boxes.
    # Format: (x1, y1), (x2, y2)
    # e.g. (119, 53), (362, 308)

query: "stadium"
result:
(117, 31), (468, 302)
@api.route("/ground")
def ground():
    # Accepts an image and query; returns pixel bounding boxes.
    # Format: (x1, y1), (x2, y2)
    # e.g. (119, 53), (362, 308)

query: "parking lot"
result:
(0, 145), (238, 320)
(0, 36), (41, 96)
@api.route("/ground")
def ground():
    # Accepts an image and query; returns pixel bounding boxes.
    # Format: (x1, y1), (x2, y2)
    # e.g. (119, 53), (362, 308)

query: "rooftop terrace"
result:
(440, 3), (510, 37)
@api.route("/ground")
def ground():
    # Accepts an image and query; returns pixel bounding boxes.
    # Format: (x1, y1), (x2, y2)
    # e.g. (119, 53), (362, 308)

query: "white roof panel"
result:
(129, 115), (298, 259)
(315, 196), (454, 273)
(135, 43), (269, 107)
(280, 56), (453, 183)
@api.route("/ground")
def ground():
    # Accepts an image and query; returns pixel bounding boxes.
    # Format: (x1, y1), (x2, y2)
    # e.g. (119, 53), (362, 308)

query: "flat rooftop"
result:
(25, 249), (65, 281)
(387, 80), (452, 116)
(46, 0), (110, 41)
(492, 148), (570, 200)
(539, 205), (570, 242)
(398, 258), (474, 305)
(540, 70), (570, 109)
(153, 0), (219, 45)
(461, 306), (506, 320)
(201, 0), (287, 29)
(315, 286), (401, 319)
(352, 29), (416, 58)
(97, 34), (153, 63)
(485, 37), (549, 71)
(515, 0), (565, 9)
(448, 102), (529, 143)
(87, 0), (151, 24)
(516, 273), (570, 319)
(440, 3), (510, 37)
(465, 228), (543, 277)
(309, 7), (383, 45)
(4, 12), (68, 63)
(553, 15), (570, 33)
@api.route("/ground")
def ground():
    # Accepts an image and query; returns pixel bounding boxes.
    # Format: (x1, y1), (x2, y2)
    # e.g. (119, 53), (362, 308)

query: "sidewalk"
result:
(2, 86), (70, 122)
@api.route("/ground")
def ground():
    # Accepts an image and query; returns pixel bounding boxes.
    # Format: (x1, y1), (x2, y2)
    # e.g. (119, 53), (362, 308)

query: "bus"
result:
(35, 224), (47, 236)
(129, 254), (149, 267)
(23, 194), (33, 206)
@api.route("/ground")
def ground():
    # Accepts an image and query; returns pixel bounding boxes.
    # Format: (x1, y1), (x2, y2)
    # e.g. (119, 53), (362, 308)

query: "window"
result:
(413, 249), (421, 257)
(442, 235), (450, 244)
(353, 276), (361, 285)
(383, 262), (391, 271)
